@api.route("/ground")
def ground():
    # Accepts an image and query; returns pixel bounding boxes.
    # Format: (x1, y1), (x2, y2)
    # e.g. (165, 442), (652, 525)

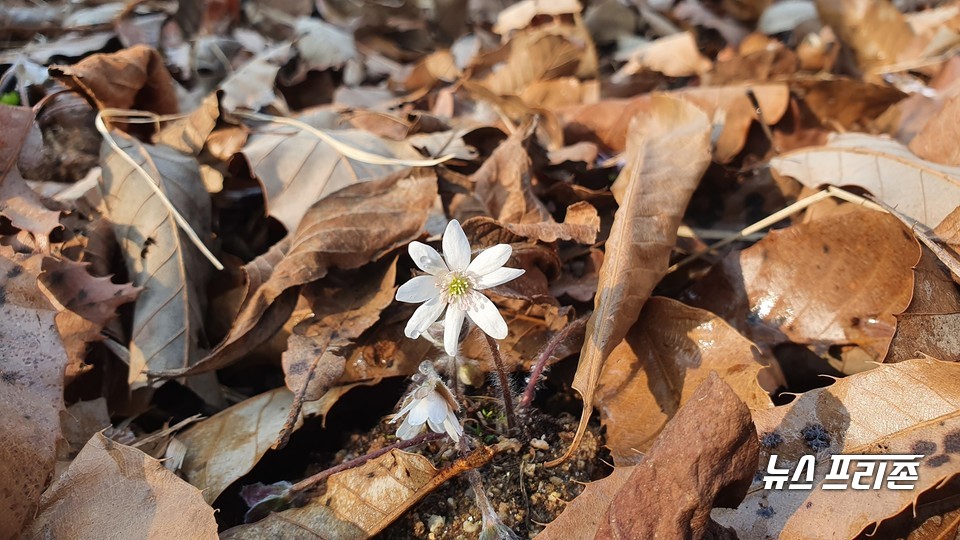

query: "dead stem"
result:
(483, 333), (517, 431)
(288, 431), (444, 494)
(519, 316), (587, 409)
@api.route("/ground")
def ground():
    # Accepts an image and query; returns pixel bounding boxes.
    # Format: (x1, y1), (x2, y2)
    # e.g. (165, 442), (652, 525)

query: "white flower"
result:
(396, 219), (524, 356)
(391, 362), (462, 442)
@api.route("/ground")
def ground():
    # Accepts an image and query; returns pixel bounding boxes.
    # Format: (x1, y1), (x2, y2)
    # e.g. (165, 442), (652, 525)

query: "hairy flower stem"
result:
(519, 317), (587, 409)
(288, 431), (444, 494)
(482, 333), (517, 431)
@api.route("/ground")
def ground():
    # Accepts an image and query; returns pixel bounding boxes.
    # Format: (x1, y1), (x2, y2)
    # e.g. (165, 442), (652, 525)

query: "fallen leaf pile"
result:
(2, 0), (960, 538)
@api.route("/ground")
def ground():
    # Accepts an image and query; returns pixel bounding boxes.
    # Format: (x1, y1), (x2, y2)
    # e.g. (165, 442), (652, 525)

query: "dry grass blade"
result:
(95, 112), (223, 270)
(234, 111), (455, 166)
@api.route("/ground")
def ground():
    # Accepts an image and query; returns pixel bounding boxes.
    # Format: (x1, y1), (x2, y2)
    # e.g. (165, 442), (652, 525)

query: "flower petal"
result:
(442, 220), (471, 271)
(444, 412), (462, 442)
(396, 275), (439, 303)
(404, 296), (446, 339)
(467, 243), (511, 276)
(396, 419), (422, 440)
(473, 267), (525, 290)
(444, 305), (466, 356)
(408, 241), (447, 275)
(406, 395), (434, 425)
(465, 292), (508, 339)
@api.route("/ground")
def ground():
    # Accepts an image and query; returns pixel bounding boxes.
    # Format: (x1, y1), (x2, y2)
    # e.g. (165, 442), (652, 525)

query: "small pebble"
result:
(530, 438), (550, 451)
(427, 515), (444, 534)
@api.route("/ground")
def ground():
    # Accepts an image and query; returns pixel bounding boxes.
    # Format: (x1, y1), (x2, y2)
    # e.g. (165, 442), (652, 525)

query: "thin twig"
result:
(274, 332), (336, 450)
(288, 431), (444, 494)
(520, 317), (587, 409)
(483, 333), (517, 430)
(233, 110), (456, 166)
(95, 112), (224, 270)
(668, 189), (833, 273)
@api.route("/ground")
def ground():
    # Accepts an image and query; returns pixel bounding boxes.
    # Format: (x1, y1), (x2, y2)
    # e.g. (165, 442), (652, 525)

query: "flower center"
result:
(446, 274), (471, 298)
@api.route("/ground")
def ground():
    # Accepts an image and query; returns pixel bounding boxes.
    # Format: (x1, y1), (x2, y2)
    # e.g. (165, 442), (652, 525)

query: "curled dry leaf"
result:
(168, 170), (437, 378)
(540, 374), (759, 539)
(22, 433), (218, 539)
(0, 248), (68, 539)
(99, 130), (213, 387)
(714, 358), (960, 539)
(236, 110), (427, 232)
(561, 83), (789, 163)
(39, 258), (140, 383)
(179, 387), (309, 504)
(687, 210), (920, 366)
(770, 133), (960, 228)
(502, 201), (601, 244)
(596, 297), (773, 464)
(557, 95), (712, 465)
(50, 44), (179, 115)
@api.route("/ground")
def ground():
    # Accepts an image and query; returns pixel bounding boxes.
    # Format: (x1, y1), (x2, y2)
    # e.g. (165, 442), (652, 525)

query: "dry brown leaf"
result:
(541, 373), (759, 538)
(0, 104), (62, 250)
(50, 44), (179, 115)
(886, 249), (960, 364)
(503, 201), (600, 244)
(22, 433), (218, 539)
(219, 43), (291, 112)
(688, 210), (920, 366)
(226, 444), (497, 539)
(279, 258), (397, 441)
(0, 248), (68, 539)
(551, 247), (602, 302)
(493, 0), (583, 35)
(179, 387), (308, 504)
(814, 0), (920, 72)
(165, 170), (437, 378)
(237, 110), (426, 232)
(477, 33), (590, 97)
(562, 83), (789, 163)
(221, 450), (437, 539)
(558, 95), (712, 465)
(770, 133), (960, 228)
(714, 358), (960, 539)
(596, 297), (773, 464)
(99, 130), (213, 387)
(909, 92), (960, 167)
(153, 92), (222, 156)
(790, 76), (906, 131)
(615, 31), (713, 79)
(470, 127), (552, 224)
(40, 258), (140, 382)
